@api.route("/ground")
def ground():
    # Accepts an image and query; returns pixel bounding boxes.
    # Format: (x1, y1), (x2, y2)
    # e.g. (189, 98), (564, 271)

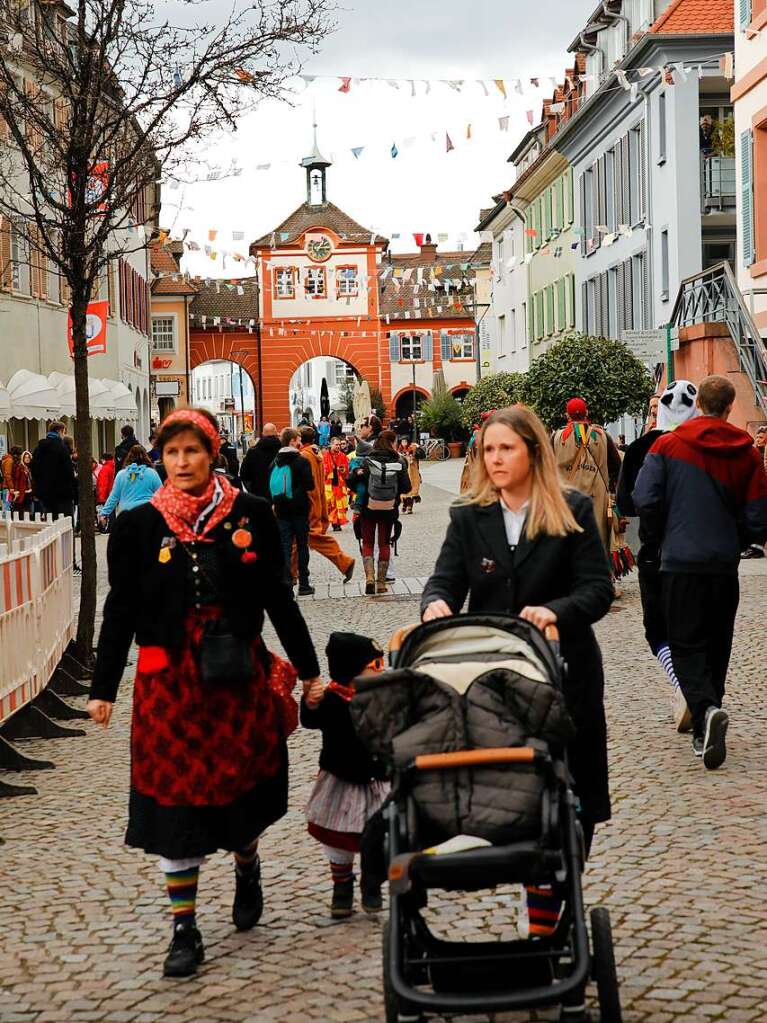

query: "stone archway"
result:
(189, 330), (260, 425)
(259, 323), (388, 430)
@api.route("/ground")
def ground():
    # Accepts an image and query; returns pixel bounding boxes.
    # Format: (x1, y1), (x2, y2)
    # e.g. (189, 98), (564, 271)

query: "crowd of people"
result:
(61, 374), (766, 1005)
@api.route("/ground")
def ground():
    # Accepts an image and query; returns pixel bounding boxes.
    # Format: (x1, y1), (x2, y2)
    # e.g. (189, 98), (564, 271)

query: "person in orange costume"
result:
(323, 436), (350, 530)
(292, 426), (355, 583)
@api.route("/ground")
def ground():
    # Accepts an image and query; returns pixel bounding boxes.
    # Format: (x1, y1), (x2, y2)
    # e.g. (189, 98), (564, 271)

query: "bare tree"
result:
(0, 0), (334, 662)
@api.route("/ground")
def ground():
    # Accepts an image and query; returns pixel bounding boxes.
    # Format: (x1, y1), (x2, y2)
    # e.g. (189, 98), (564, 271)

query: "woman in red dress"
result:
(88, 408), (321, 978)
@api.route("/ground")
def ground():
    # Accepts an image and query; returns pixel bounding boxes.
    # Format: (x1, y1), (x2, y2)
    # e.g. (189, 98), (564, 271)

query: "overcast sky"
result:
(168, 0), (592, 276)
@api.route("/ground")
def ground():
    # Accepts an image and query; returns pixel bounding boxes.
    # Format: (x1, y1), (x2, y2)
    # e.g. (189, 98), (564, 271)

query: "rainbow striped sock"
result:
(525, 884), (562, 937)
(234, 839), (260, 877)
(330, 860), (354, 885)
(165, 867), (199, 925)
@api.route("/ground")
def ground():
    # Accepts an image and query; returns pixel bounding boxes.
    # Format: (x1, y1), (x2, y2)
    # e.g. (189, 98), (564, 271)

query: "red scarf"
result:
(151, 474), (237, 543)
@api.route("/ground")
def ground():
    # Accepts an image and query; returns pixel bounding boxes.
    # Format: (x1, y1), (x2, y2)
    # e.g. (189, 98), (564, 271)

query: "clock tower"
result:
(300, 121), (332, 207)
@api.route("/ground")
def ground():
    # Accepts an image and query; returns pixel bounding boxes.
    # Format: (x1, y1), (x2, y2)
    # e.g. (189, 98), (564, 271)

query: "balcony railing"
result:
(701, 156), (736, 211)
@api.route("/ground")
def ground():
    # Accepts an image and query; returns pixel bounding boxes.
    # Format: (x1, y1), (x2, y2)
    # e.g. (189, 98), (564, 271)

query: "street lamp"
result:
(230, 350), (250, 452)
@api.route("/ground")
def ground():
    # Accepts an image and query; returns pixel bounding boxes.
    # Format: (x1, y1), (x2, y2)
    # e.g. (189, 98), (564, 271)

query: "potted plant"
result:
(418, 392), (466, 457)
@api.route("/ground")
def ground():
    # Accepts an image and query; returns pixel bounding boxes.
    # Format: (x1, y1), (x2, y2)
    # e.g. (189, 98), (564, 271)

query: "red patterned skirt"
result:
(126, 607), (290, 859)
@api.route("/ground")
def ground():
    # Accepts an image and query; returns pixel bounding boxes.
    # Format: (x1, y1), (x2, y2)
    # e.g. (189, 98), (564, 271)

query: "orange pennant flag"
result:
(466, 124), (472, 140)
(235, 69), (254, 83)
(208, 229), (217, 242)
(494, 79), (507, 99)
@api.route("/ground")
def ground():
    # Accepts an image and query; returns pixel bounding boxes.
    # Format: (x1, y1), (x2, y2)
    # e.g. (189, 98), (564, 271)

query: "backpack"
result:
(269, 463), (294, 505)
(366, 457), (403, 512)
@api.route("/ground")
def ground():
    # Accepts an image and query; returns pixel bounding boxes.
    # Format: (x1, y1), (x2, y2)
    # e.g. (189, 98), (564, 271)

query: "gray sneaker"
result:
(702, 707), (728, 770)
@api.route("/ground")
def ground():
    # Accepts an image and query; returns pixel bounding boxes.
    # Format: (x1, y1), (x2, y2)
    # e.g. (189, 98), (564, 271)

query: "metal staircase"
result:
(671, 261), (767, 418)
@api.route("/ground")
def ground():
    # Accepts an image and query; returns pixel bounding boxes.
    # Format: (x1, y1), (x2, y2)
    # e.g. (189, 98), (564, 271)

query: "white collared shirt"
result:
(499, 497), (529, 549)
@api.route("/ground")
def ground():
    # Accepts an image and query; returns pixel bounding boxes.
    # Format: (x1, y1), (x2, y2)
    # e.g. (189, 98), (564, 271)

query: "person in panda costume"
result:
(617, 381), (700, 732)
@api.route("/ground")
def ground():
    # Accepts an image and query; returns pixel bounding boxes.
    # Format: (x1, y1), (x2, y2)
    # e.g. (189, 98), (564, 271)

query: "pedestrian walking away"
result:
(270, 427), (315, 596)
(301, 632), (389, 919)
(98, 445), (162, 525)
(351, 429), (411, 595)
(29, 420), (77, 521)
(291, 426), (355, 584)
(323, 435), (350, 529)
(87, 407), (321, 979)
(633, 375), (767, 770)
(552, 398), (621, 553)
(114, 423), (138, 470)
(617, 382), (700, 732)
(420, 405), (613, 1018)
(240, 423), (281, 499)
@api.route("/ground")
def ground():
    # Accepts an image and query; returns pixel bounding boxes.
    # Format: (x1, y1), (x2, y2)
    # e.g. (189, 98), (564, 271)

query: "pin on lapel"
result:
(480, 558), (497, 574)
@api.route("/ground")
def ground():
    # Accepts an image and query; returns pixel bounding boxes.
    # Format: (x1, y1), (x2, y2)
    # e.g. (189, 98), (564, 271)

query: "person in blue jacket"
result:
(99, 445), (162, 523)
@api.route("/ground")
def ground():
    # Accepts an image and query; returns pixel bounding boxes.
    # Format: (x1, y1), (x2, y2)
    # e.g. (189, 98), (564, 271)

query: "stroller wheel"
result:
(590, 907), (622, 1023)
(382, 922), (424, 1023)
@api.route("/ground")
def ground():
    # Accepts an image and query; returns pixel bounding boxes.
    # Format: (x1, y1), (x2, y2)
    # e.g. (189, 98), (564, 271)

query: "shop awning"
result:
(0, 380), (11, 422)
(6, 370), (61, 421)
(2, 371), (139, 422)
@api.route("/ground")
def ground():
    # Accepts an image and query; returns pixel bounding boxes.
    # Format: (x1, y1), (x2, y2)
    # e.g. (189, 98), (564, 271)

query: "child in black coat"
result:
(301, 632), (389, 918)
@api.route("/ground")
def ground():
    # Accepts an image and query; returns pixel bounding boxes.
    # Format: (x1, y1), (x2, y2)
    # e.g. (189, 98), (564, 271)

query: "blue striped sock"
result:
(656, 644), (680, 688)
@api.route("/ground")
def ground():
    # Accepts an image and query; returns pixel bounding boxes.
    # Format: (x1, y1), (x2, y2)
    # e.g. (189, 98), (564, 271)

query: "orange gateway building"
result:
(251, 128), (484, 429)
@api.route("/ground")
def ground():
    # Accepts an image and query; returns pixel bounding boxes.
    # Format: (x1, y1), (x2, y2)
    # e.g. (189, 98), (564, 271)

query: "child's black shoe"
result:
(331, 878), (355, 919)
(361, 884), (383, 913)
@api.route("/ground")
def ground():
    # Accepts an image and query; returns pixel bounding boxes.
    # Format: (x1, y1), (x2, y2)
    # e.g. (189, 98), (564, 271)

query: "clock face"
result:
(306, 235), (333, 262)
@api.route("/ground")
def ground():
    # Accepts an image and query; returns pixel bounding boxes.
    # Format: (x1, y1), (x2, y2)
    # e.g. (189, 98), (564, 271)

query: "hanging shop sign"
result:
(67, 300), (108, 356)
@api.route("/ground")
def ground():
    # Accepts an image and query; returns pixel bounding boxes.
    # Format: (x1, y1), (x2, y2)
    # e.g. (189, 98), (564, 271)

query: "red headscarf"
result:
(151, 411), (234, 542)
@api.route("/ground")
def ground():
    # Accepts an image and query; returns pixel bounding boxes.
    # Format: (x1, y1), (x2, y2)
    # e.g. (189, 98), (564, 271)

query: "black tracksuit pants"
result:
(662, 573), (739, 736)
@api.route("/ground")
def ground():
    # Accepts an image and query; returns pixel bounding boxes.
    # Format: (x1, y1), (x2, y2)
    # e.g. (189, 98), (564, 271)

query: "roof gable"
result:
(252, 201), (387, 249)
(651, 0), (733, 34)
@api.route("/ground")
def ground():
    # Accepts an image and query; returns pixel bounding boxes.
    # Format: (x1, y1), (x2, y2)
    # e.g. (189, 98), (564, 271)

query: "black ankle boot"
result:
(232, 860), (264, 931)
(330, 878), (355, 919)
(163, 920), (204, 977)
(359, 875), (384, 916)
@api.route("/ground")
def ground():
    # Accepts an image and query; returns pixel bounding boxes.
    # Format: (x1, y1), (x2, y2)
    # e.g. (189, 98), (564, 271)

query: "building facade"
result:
(476, 203), (529, 374)
(554, 0), (734, 342)
(149, 240), (197, 423)
(734, 0), (767, 335)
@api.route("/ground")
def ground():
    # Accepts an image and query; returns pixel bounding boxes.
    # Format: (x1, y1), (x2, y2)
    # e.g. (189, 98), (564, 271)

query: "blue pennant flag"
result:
(351, 147), (365, 159)
(391, 143), (399, 159)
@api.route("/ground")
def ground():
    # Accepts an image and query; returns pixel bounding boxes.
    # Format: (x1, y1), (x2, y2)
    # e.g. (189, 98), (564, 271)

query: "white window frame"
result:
(275, 266), (295, 298)
(336, 266), (359, 296)
(449, 333), (474, 359)
(151, 315), (176, 352)
(304, 267), (326, 297)
(334, 362), (355, 386)
(400, 334), (423, 361)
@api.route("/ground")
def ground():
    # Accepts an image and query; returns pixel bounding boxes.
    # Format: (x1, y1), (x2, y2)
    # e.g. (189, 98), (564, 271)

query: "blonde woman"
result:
(421, 405), (614, 850)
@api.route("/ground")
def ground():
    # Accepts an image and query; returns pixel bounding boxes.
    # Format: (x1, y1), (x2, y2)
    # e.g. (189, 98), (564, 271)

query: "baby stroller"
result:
(350, 613), (621, 1022)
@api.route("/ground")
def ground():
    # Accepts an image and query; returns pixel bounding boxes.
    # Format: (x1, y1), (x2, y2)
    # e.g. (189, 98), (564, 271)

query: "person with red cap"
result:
(553, 398), (620, 552)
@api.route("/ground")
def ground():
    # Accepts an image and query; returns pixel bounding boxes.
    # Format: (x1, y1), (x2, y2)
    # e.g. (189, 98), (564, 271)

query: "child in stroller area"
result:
(301, 632), (390, 919)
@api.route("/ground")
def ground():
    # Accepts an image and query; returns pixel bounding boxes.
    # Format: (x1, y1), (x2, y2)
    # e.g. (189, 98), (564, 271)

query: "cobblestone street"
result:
(1, 461), (766, 1023)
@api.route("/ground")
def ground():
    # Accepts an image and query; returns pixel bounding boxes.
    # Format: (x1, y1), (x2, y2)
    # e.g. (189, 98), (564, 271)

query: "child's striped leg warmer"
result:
(525, 884), (562, 938)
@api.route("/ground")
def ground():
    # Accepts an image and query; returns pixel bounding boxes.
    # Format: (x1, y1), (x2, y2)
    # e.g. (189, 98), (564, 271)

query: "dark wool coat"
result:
(240, 436), (281, 499)
(91, 492), (320, 702)
(300, 692), (388, 785)
(29, 435), (76, 507)
(420, 492), (614, 824)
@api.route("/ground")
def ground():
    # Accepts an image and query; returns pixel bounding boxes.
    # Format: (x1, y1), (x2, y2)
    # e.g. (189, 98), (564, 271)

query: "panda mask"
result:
(657, 380), (700, 432)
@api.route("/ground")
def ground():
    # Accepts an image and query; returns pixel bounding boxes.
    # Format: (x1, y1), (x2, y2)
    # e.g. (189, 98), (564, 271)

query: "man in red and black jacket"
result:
(633, 375), (767, 770)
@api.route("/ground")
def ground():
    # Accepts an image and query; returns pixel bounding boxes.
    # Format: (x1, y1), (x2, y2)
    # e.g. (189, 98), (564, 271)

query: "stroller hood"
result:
(351, 615), (573, 847)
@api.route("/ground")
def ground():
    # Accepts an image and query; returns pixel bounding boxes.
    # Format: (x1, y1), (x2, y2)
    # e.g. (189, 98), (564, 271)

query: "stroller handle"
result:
(414, 747), (536, 770)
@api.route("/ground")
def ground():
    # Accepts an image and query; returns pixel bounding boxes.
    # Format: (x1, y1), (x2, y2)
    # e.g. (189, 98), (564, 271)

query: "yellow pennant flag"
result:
(494, 79), (507, 99)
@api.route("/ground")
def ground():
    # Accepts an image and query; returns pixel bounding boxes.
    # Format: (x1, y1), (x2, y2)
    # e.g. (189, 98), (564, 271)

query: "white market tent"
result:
(6, 370), (61, 420)
(0, 380), (11, 422)
(4, 371), (138, 422)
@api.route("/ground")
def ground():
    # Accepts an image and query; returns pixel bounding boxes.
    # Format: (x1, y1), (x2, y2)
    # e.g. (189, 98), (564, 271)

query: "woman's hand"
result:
(87, 700), (113, 729)
(422, 599), (453, 622)
(519, 606), (558, 632)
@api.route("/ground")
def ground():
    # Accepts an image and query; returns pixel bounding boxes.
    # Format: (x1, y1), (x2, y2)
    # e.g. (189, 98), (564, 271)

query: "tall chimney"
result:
(419, 232), (438, 262)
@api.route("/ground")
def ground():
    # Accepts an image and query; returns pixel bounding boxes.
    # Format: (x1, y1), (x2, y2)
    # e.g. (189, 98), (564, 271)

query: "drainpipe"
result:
(602, 1), (630, 57)
(578, 33), (602, 84)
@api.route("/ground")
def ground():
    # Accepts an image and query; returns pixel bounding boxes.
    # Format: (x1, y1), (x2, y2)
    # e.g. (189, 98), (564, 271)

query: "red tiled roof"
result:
(651, 0), (733, 34)
(251, 201), (388, 248)
(379, 249), (477, 320)
(189, 276), (259, 321)
(150, 242), (198, 296)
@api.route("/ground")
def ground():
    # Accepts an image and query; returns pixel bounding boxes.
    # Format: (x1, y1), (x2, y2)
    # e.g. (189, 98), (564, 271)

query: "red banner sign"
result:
(68, 300), (108, 357)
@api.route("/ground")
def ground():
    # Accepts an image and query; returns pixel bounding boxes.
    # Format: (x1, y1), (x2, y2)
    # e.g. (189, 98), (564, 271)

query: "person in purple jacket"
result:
(633, 375), (767, 770)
